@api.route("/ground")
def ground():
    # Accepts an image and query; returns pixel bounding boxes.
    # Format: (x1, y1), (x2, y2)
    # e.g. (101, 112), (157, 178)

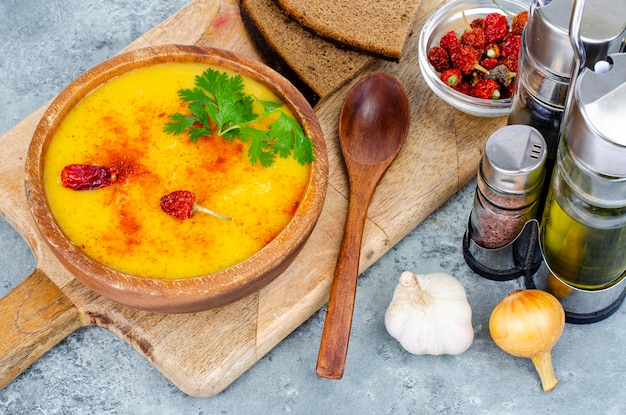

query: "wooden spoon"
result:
(316, 73), (410, 379)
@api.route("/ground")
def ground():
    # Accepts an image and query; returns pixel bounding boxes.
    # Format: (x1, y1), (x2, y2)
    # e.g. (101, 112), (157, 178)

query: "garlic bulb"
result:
(385, 271), (474, 355)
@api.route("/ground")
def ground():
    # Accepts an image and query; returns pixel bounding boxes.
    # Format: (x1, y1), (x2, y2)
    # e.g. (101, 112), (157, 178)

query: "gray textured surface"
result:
(1, 1), (626, 414)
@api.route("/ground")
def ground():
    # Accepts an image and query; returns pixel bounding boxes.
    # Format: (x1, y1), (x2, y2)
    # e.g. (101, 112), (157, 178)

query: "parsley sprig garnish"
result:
(163, 68), (314, 167)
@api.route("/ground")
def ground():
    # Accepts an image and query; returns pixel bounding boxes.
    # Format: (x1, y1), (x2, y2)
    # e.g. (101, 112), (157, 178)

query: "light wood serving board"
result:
(0, 0), (506, 397)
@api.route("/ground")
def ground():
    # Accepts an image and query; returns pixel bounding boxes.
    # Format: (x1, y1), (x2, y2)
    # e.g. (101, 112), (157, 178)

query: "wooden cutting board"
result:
(0, 0), (506, 397)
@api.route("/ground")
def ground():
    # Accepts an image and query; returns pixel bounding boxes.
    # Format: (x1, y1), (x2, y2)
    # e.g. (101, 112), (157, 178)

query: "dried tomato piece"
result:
(511, 11), (529, 36)
(61, 164), (119, 190)
(470, 79), (501, 99)
(427, 46), (451, 72)
(484, 13), (509, 44)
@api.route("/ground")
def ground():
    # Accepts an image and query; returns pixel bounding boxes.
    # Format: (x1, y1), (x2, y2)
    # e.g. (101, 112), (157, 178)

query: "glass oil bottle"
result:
(536, 52), (626, 323)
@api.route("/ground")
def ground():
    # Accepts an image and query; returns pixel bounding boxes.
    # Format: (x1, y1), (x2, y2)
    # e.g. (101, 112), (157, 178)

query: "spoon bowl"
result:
(339, 75), (410, 165)
(316, 73), (410, 379)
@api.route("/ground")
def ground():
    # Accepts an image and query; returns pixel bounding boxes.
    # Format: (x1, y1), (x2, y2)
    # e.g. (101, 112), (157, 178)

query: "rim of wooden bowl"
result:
(25, 44), (328, 313)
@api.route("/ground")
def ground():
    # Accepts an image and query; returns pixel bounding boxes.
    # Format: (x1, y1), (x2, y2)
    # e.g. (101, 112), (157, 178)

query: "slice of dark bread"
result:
(272, 0), (422, 61)
(239, 0), (376, 104)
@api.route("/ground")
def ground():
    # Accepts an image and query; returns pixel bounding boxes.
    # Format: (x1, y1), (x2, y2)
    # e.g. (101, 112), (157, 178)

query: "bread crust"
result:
(272, 0), (421, 61)
(239, 0), (375, 104)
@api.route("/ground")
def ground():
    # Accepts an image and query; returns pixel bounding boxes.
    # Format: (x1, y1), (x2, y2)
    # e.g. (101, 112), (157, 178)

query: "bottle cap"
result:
(527, 0), (626, 75)
(520, 0), (626, 107)
(481, 125), (547, 195)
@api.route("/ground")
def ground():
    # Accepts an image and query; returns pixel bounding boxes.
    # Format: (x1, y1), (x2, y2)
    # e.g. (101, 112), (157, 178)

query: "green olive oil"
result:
(541, 192), (626, 290)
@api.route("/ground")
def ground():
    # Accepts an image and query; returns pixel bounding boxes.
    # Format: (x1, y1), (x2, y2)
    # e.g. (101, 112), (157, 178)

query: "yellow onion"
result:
(489, 289), (565, 392)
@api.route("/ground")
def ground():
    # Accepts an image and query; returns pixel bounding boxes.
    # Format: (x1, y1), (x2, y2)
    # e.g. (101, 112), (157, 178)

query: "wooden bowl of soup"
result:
(25, 45), (328, 313)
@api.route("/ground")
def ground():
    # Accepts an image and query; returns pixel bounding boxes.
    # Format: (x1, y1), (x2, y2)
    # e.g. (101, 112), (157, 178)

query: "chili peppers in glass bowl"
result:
(418, 0), (530, 117)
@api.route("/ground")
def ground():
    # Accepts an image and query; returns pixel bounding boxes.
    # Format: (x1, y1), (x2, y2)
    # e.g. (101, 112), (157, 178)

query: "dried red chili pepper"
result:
(511, 11), (529, 36)
(483, 13), (509, 44)
(428, 8), (525, 101)
(441, 68), (463, 87)
(443, 69), (471, 94)
(470, 18), (484, 30)
(462, 27), (486, 51)
(502, 54), (520, 72)
(160, 190), (231, 221)
(455, 82), (471, 95)
(470, 79), (501, 99)
(160, 190), (196, 219)
(61, 164), (119, 190)
(481, 58), (499, 70)
(485, 43), (501, 59)
(501, 34), (522, 57)
(449, 44), (487, 75)
(427, 46), (451, 72)
(439, 30), (461, 51)
(485, 64), (516, 87)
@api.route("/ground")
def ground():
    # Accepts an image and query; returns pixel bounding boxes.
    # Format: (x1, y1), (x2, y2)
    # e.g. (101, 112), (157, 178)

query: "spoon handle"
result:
(316, 185), (372, 379)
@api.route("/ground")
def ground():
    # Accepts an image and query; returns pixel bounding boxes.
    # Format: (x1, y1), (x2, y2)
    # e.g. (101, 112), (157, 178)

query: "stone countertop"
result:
(1, 1), (626, 414)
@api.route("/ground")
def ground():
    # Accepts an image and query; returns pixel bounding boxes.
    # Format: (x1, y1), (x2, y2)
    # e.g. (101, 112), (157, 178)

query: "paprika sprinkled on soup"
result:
(44, 62), (311, 279)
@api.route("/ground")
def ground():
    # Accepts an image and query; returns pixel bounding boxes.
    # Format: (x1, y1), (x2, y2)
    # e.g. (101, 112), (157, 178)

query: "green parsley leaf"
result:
(240, 127), (274, 168)
(163, 113), (196, 136)
(163, 68), (314, 167)
(268, 113), (315, 165)
(257, 98), (284, 115)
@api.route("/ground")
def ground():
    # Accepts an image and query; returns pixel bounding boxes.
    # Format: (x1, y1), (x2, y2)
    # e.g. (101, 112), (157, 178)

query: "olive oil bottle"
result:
(540, 117), (626, 291)
(530, 2), (626, 322)
(541, 168), (626, 290)
(539, 48), (626, 298)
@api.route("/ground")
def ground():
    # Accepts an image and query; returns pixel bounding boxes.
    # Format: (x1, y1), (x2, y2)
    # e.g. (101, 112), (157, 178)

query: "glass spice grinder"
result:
(533, 51), (626, 324)
(463, 125), (547, 281)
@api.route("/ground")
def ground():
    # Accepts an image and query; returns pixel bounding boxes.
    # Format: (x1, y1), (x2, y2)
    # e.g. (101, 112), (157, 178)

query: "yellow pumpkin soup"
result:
(44, 62), (311, 279)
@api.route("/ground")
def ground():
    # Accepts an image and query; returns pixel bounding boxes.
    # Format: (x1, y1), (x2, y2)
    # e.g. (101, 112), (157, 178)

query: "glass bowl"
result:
(418, 0), (530, 117)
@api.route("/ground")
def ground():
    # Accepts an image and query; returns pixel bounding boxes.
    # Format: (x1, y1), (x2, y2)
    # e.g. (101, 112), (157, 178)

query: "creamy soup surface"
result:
(44, 63), (310, 279)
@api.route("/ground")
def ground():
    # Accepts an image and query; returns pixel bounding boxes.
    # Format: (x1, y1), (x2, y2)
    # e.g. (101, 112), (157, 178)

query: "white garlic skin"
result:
(384, 271), (474, 355)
